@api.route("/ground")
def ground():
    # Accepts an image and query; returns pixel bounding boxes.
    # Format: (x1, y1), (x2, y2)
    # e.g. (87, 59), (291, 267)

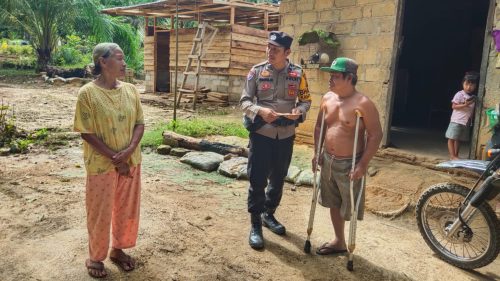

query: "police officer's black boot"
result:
(262, 211), (286, 235)
(249, 213), (264, 249)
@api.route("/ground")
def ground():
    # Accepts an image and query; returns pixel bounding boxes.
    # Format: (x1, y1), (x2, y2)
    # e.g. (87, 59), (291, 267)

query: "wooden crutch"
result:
(304, 109), (326, 253)
(347, 109), (366, 271)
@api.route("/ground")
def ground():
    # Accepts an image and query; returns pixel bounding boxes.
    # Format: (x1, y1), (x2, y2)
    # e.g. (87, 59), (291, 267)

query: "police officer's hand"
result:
(287, 108), (302, 120)
(258, 107), (278, 123)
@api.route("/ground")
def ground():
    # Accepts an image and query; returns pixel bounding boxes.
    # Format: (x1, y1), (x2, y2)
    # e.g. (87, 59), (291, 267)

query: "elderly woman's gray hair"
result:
(92, 43), (122, 75)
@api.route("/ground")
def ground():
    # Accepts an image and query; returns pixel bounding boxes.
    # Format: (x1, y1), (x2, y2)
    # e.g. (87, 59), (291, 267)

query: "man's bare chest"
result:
(324, 102), (358, 129)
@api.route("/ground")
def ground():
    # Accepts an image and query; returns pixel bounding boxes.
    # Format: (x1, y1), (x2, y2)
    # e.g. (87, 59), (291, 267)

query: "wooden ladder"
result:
(176, 22), (218, 109)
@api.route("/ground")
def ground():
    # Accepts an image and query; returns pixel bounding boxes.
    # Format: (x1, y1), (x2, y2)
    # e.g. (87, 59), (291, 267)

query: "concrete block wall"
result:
(170, 73), (245, 102)
(476, 0), (500, 156)
(280, 0), (398, 144)
(145, 70), (154, 92)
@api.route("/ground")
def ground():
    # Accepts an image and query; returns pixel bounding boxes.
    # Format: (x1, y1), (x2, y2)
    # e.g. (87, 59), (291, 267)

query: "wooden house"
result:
(102, 0), (280, 102)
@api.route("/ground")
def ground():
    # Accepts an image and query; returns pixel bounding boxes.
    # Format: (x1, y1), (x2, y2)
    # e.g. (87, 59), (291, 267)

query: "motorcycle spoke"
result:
(467, 242), (484, 257)
(450, 242), (458, 256)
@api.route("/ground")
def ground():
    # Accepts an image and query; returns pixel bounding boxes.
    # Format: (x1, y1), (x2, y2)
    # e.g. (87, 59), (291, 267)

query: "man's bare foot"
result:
(325, 239), (346, 250)
(450, 156), (460, 160)
(85, 259), (107, 278)
(316, 240), (348, 255)
(109, 248), (136, 272)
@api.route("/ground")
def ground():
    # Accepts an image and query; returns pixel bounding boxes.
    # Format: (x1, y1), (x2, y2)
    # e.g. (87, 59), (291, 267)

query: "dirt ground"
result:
(0, 78), (499, 281)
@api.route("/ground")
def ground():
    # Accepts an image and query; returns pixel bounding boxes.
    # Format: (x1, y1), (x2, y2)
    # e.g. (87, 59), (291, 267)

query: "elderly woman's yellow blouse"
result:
(74, 82), (144, 175)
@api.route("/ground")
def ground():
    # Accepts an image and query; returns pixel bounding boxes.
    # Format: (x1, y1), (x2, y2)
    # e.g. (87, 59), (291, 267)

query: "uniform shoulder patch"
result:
(289, 62), (303, 70)
(247, 69), (256, 80)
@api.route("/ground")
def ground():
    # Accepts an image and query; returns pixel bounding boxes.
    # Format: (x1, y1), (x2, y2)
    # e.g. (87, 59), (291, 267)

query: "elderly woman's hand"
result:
(112, 147), (134, 165)
(114, 162), (132, 178)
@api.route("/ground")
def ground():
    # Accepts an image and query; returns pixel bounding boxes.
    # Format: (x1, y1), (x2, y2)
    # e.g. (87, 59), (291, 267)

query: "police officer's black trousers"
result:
(247, 132), (294, 214)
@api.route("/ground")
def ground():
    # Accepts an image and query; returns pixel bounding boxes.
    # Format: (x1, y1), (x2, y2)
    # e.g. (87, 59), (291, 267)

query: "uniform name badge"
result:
(288, 71), (299, 78)
(261, 82), (272, 90)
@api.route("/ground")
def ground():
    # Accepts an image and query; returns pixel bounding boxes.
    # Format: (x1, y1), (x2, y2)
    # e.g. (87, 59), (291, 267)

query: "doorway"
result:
(388, 0), (490, 158)
(155, 31), (170, 93)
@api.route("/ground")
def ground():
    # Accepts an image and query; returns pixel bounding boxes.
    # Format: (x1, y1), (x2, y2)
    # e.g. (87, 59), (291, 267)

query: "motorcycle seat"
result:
(436, 160), (490, 174)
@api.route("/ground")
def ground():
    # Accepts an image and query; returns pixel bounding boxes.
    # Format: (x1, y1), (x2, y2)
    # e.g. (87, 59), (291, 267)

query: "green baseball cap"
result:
(320, 57), (358, 74)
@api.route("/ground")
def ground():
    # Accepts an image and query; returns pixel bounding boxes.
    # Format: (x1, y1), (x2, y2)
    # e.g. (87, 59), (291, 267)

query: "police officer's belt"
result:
(243, 114), (303, 132)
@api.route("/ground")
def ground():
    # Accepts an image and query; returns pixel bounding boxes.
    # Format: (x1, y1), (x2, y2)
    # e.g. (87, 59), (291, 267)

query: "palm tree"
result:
(0, 0), (140, 71)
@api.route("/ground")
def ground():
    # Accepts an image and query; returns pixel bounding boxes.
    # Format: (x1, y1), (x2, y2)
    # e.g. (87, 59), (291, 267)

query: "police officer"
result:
(240, 31), (311, 249)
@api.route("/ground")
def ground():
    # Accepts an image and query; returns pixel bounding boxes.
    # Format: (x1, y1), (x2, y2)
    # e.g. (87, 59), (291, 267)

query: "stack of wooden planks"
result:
(181, 91), (229, 106)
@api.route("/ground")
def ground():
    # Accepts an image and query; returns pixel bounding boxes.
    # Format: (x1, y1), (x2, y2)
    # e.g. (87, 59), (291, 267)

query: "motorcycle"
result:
(415, 149), (500, 269)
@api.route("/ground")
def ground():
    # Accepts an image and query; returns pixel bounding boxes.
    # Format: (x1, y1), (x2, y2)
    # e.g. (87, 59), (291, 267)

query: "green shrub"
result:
(0, 44), (34, 56)
(53, 46), (83, 65)
(52, 35), (92, 67)
(0, 40), (36, 69)
(0, 56), (36, 69)
(0, 103), (17, 148)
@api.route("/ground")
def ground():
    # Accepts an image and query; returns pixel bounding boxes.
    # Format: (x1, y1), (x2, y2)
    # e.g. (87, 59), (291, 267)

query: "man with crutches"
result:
(309, 58), (382, 270)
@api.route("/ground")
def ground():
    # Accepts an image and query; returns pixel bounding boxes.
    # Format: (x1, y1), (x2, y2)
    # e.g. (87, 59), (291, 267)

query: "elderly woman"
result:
(74, 43), (144, 278)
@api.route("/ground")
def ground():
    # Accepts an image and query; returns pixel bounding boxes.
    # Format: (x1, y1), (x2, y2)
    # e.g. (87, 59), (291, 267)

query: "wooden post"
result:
(170, 16), (174, 30)
(154, 17), (157, 33)
(230, 6), (235, 25)
(264, 11), (269, 31)
(470, 0), (496, 158)
(153, 29), (157, 95)
(145, 16), (149, 35)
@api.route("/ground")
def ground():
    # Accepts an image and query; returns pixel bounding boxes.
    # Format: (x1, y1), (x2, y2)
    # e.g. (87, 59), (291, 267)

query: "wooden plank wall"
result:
(169, 26), (232, 74)
(168, 25), (268, 77)
(229, 25), (268, 76)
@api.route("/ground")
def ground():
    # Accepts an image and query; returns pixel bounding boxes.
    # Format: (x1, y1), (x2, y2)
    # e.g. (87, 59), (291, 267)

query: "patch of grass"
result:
(166, 118), (248, 138)
(197, 107), (231, 116)
(29, 128), (49, 140)
(0, 68), (37, 77)
(15, 139), (33, 152)
(141, 122), (169, 148)
(141, 119), (248, 148)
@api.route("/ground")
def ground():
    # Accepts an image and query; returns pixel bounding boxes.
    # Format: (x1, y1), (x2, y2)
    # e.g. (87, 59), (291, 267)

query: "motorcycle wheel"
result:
(415, 183), (500, 269)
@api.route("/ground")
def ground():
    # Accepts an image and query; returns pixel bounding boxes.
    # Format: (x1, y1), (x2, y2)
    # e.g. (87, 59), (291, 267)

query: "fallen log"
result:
(162, 131), (248, 157)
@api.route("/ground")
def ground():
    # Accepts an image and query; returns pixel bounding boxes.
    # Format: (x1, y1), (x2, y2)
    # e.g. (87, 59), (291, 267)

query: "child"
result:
(445, 72), (479, 160)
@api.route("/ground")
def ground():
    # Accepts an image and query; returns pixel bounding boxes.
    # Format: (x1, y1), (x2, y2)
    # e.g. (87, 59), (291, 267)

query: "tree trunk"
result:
(162, 131), (248, 157)
(36, 47), (52, 72)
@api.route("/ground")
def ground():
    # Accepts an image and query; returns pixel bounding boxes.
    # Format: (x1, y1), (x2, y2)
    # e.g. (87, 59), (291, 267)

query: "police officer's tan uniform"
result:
(241, 61), (311, 139)
(240, 31), (311, 249)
